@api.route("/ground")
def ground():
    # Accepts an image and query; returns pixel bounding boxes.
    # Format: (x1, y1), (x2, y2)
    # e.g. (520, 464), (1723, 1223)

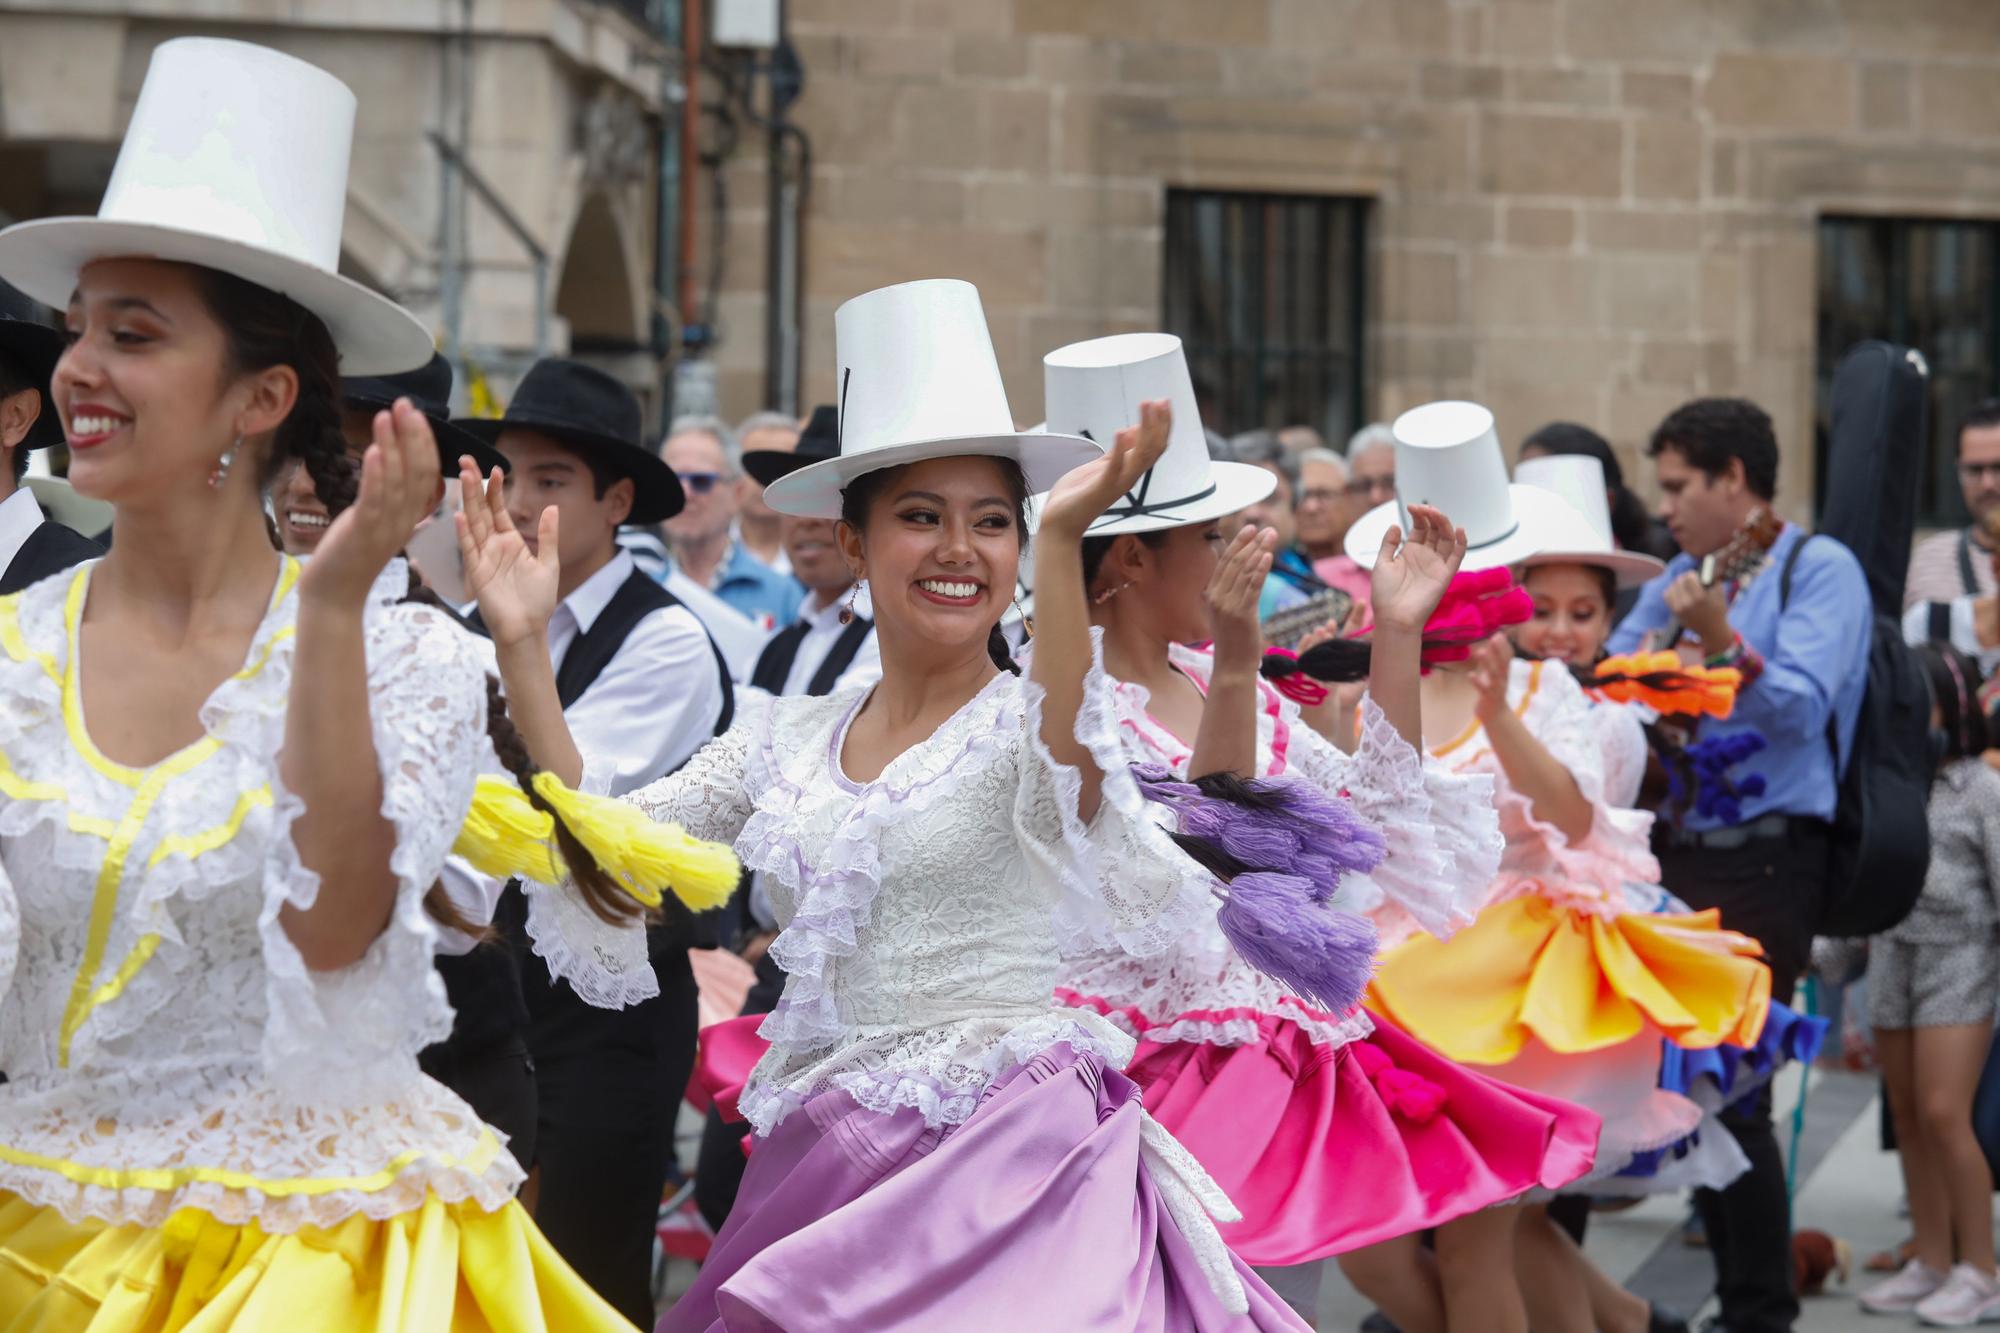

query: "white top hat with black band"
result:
(1042, 332), (1275, 536)
(0, 38), (432, 376)
(1343, 400), (1598, 571)
(1513, 454), (1665, 588)
(762, 279), (1101, 519)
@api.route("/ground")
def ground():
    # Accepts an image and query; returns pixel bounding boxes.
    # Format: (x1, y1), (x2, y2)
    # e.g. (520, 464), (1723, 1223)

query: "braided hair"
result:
(837, 458), (1029, 677)
(192, 265), (646, 932)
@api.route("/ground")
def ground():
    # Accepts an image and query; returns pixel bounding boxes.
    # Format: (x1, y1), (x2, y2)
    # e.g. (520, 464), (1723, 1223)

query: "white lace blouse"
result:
(623, 654), (1222, 1138)
(0, 557), (635, 1233)
(1430, 657), (1658, 918)
(1059, 644), (1504, 1047)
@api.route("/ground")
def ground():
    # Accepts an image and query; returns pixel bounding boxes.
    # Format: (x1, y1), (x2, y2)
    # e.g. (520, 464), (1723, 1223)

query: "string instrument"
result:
(1646, 506), (1785, 653)
(1260, 586), (1354, 651)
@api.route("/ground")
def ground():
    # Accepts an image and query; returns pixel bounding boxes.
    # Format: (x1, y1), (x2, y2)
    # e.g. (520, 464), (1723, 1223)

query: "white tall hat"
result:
(0, 38), (432, 376)
(1343, 400), (1598, 570)
(763, 279), (1101, 518)
(1513, 454), (1665, 588)
(1042, 332), (1275, 536)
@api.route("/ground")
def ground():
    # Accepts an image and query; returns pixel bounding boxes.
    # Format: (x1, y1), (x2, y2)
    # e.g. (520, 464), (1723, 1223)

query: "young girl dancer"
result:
(1041, 335), (1598, 1321)
(0, 39), (717, 1329)
(464, 278), (1342, 1329)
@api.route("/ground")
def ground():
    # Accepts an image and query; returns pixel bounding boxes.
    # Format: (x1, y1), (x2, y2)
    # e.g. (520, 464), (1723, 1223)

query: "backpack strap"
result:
(1778, 532), (1848, 777)
(1961, 527), (1981, 596)
(1930, 600), (1954, 646)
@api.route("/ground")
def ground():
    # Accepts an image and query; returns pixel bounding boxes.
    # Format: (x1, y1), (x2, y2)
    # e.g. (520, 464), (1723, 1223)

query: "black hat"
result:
(742, 405), (837, 487)
(344, 352), (508, 478)
(453, 358), (682, 524)
(0, 280), (65, 450)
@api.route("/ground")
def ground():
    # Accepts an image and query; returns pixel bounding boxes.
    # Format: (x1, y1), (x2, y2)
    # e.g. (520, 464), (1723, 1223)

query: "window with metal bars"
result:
(1161, 188), (1370, 445)
(1815, 215), (2000, 527)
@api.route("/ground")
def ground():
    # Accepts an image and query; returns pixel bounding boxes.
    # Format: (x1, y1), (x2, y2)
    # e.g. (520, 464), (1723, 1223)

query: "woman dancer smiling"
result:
(465, 279), (1339, 1330)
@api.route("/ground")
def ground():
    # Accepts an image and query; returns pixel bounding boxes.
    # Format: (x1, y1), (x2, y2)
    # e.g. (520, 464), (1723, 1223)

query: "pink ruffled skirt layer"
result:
(662, 1043), (1308, 1332)
(1122, 1008), (1601, 1265)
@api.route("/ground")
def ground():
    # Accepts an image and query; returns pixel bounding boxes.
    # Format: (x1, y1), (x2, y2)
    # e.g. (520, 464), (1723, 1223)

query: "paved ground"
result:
(1315, 1063), (1920, 1331)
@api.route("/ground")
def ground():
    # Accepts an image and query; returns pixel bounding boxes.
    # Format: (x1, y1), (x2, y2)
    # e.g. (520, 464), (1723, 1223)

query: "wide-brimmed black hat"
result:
(0, 279), (65, 450)
(343, 352), (508, 477)
(742, 405), (837, 487)
(453, 358), (682, 524)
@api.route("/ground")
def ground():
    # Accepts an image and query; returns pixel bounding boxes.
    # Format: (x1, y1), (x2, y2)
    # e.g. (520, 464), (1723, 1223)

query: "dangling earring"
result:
(1014, 599), (1033, 640)
(837, 581), (861, 626)
(1092, 579), (1133, 606)
(209, 436), (241, 491)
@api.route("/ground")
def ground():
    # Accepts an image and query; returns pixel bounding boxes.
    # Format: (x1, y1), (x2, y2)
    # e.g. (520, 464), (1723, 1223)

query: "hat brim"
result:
(742, 447), (830, 488)
(1343, 484), (1594, 571)
(456, 415), (684, 524)
(762, 431), (1103, 520)
(0, 320), (65, 448)
(345, 388), (509, 477)
(1520, 548), (1666, 589)
(1083, 460), (1276, 536)
(0, 217), (434, 377)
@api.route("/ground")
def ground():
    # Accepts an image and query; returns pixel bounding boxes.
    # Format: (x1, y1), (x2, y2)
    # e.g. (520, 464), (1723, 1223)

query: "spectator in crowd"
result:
(1310, 423), (1397, 609)
(1229, 428), (1319, 618)
(1204, 427), (1233, 461)
(1292, 447), (1349, 562)
(1608, 396), (1873, 1333)
(1519, 420), (1678, 563)
(661, 414), (803, 632)
(1858, 641), (2000, 1324)
(734, 409), (800, 574)
(1906, 399), (2000, 607)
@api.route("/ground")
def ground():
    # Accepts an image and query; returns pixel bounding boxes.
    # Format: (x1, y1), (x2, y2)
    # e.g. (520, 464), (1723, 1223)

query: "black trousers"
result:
(693, 952), (786, 1233)
(1653, 818), (1827, 1333)
(417, 1031), (538, 1169)
(528, 951), (701, 1329)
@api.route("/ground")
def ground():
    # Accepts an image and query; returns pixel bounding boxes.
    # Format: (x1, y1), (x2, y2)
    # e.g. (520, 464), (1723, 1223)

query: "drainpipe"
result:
(654, 0), (685, 433)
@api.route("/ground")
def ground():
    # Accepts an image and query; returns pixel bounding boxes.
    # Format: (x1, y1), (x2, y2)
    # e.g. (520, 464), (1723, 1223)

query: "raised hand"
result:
(300, 398), (442, 608)
(1038, 398), (1173, 540)
(1208, 525), (1275, 674)
(1466, 631), (1514, 722)
(1369, 503), (1467, 635)
(455, 458), (560, 647)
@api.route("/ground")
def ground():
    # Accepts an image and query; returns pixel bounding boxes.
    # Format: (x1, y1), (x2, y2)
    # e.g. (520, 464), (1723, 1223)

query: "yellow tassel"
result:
(529, 771), (740, 912)
(453, 776), (565, 884)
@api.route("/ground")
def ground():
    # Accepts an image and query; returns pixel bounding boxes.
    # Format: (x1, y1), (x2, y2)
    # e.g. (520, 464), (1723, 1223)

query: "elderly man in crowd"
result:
(661, 414), (803, 632)
(1230, 428), (1322, 618)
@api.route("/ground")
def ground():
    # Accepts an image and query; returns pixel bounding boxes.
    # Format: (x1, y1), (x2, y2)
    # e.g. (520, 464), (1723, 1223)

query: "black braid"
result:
(1259, 637), (1373, 684)
(987, 624), (1020, 675)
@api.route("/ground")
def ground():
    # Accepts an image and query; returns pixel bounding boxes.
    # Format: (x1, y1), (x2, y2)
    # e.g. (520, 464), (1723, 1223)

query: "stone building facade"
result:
(702, 0), (2000, 519)
(0, 0), (675, 411)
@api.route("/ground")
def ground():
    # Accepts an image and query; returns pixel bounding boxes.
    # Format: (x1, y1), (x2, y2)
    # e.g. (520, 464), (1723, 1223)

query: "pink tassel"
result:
(1350, 1039), (1448, 1123)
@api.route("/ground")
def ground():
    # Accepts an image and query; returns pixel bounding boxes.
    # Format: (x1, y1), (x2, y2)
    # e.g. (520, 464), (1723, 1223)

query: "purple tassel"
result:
(1130, 765), (1388, 905)
(1216, 873), (1379, 1015)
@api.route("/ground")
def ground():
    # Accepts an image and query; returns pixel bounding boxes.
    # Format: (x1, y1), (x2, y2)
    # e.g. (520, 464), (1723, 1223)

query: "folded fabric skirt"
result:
(659, 1043), (1310, 1332)
(0, 1190), (634, 1331)
(1119, 1008), (1599, 1265)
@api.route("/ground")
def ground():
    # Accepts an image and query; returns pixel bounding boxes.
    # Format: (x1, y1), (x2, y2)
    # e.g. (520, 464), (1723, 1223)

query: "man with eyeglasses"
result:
(661, 414), (804, 633)
(1906, 399), (2000, 607)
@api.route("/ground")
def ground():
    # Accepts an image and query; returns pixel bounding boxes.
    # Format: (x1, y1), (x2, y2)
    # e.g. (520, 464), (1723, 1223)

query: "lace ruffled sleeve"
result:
(1513, 662), (1657, 888)
(624, 691), (766, 843)
(1289, 696), (1501, 942)
(1593, 702), (1652, 811)
(1014, 637), (1217, 959)
(259, 601), (484, 1104)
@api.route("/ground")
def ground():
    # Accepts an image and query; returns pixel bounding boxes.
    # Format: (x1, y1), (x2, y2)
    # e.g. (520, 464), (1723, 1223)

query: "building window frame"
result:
(1161, 187), (1371, 445)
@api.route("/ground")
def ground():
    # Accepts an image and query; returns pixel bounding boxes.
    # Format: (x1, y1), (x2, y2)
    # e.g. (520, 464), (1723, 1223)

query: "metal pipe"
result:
(679, 0), (701, 332)
(426, 129), (551, 356)
(653, 0), (683, 430)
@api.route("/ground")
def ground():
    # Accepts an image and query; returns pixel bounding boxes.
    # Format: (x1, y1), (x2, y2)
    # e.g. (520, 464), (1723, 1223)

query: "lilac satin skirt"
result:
(658, 1044), (1310, 1332)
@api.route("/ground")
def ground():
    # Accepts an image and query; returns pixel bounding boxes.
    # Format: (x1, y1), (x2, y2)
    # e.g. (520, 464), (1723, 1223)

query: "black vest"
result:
(553, 569), (735, 735)
(750, 611), (874, 698)
(0, 520), (100, 596)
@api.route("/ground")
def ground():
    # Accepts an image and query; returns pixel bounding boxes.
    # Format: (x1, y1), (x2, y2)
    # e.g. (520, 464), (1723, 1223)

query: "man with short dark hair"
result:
(1609, 396), (1872, 1333)
(1905, 398), (2000, 607)
(0, 283), (98, 595)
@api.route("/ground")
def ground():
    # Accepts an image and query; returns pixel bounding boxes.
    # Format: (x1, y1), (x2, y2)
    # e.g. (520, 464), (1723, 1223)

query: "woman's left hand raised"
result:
(299, 398), (442, 608)
(1037, 398), (1172, 541)
(1368, 502), (1466, 635)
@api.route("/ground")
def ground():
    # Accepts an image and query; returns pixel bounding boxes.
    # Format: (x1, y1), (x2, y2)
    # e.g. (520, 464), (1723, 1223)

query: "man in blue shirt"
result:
(1609, 397), (1871, 1333)
(660, 415), (804, 632)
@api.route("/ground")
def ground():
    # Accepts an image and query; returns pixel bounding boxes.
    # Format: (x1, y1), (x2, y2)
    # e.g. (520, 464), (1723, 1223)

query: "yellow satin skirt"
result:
(0, 1191), (637, 1332)
(1368, 893), (1772, 1067)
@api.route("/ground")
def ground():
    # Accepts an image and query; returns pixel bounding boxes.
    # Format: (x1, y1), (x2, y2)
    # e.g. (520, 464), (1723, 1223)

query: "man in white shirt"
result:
(455, 358), (729, 1327)
(1907, 399), (2000, 606)
(0, 283), (97, 594)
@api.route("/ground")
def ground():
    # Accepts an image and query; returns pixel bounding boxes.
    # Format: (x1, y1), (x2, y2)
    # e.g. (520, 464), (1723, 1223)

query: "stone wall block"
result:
(1479, 110), (1624, 197)
(1704, 53), (1856, 133)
